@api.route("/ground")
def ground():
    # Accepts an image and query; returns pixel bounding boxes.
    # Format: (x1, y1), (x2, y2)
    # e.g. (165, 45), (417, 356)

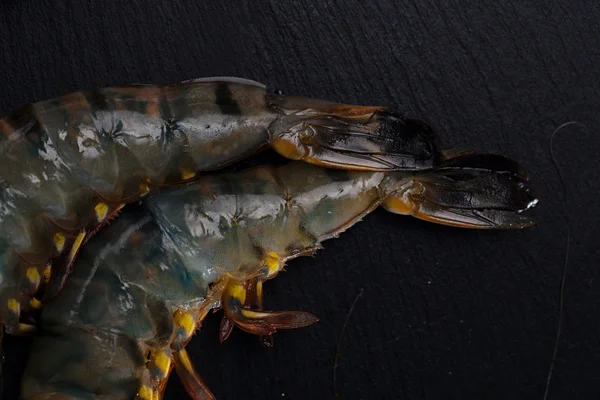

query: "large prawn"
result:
(21, 154), (537, 399)
(0, 76), (443, 335)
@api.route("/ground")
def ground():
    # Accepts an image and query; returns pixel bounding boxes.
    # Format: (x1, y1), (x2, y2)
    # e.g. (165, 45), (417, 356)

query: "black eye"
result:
(272, 88), (284, 95)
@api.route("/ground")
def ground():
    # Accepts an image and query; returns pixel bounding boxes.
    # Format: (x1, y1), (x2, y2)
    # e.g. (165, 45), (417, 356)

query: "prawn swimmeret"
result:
(0, 77), (444, 336)
(21, 155), (537, 399)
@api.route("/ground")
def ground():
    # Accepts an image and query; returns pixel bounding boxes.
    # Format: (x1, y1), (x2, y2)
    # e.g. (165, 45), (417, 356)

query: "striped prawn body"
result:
(0, 77), (444, 334)
(21, 155), (536, 399)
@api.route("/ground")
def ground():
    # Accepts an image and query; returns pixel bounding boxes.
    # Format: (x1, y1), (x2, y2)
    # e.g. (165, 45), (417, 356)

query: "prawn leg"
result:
(219, 275), (263, 342)
(137, 311), (204, 400)
(141, 348), (211, 400)
(172, 349), (215, 400)
(243, 275), (274, 346)
(220, 253), (319, 342)
(3, 322), (36, 336)
(3, 261), (45, 333)
(220, 278), (319, 340)
(142, 292), (225, 400)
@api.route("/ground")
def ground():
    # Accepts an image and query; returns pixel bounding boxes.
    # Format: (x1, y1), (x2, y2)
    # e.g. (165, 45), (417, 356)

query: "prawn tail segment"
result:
(382, 153), (538, 229)
(267, 92), (444, 171)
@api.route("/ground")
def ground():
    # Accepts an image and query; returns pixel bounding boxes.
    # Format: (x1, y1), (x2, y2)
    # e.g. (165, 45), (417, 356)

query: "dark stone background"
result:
(0, 1), (599, 399)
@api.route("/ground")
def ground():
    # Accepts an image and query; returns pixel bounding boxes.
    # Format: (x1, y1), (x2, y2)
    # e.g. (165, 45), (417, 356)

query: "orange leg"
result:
(173, 349), (215, 400)
(245, 276), (274, 347)
(220, 278), (319, 340)
(220, 275), (267, 343)
(169, 305), (219, 400)
(135, 287), (224, 400)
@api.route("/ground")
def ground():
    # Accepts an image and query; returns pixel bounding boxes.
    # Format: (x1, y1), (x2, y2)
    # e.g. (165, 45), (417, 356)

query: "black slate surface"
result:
(0, 1), (599, 399)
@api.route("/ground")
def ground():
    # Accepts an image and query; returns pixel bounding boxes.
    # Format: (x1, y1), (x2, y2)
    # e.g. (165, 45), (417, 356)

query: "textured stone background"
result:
(1, 1), (599, 399)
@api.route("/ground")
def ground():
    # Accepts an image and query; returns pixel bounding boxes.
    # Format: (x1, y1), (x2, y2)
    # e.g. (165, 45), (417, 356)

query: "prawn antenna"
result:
(543, 121), (586, 400)
(333, 288), (364, 397)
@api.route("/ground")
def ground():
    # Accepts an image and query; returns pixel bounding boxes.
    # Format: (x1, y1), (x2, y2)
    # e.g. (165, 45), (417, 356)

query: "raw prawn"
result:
(21, 154), (537, 399)
(0, 77), (443, 335)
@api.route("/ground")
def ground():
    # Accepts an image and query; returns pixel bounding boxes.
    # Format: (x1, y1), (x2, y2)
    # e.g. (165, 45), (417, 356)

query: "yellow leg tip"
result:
(30, 297), (43, 309)
(94, 202), (109, 222)
(227, 283), (247, 304)
(139, 182), (151, 197)
(43, 264), (52, 283)
(68, 231), (87, 262)
(256, 280), (264, 299)
(153, 351), (172, 377)
(137, 385), (158, 400)
(176, 348), (195, 372)
(26, 267), (41, 286)
(265, 251), (282, 278)
(181, 168), (197, 180)
(17, 323), (36, 334)
(53, 232), (65, 252)
(174, 310), (196, 338)
(7, 298), (20, 314)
